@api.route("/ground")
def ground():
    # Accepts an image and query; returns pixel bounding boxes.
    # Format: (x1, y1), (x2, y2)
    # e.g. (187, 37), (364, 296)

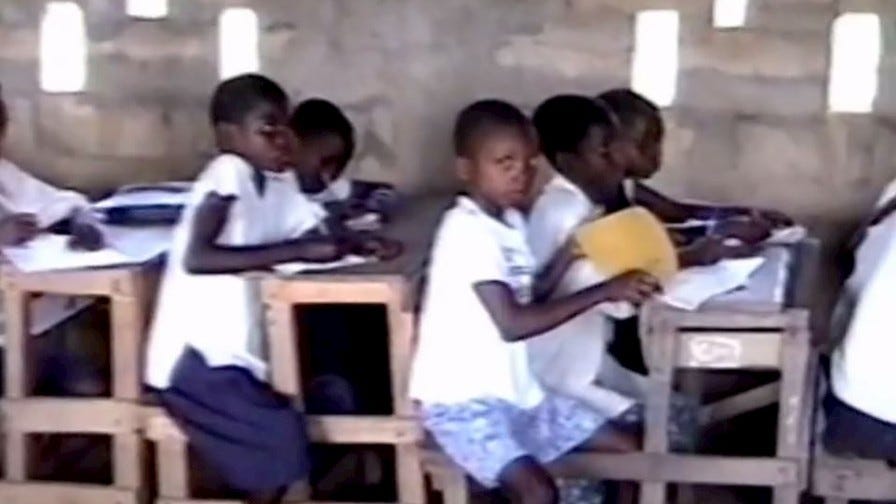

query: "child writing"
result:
(0, 84), (103, 250)
(410, 99), (660, 504)
(595, 88), (792, 251)
(144, 74), (396, 504)
(289, 98), (397, 229)
(527, 94), (695, 450)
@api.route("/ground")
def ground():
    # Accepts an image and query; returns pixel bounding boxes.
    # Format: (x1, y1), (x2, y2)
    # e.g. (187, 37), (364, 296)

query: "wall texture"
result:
(2, 0), (896, 254)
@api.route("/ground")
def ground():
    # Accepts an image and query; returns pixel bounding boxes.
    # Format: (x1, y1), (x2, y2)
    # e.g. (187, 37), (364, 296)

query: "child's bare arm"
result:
(474, 271), (661, 342)
(184, 192), (344, 274)
(635, 183), (792, 227)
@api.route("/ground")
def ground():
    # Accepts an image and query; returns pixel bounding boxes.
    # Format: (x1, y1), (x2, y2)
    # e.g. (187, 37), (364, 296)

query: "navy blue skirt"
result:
(823, 391), (896, 461)
(158, 348), (309, 494)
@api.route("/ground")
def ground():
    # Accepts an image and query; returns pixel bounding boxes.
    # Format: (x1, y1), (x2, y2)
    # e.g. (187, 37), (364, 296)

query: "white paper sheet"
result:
(273, 255), (372, 275)
(660, 257), (766, 311)
(2, 225), (173, 273)
(93, 188), (191, 209)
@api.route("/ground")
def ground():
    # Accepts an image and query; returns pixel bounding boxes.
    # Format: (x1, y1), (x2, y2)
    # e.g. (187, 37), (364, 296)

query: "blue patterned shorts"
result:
(421, 394), (607, 488)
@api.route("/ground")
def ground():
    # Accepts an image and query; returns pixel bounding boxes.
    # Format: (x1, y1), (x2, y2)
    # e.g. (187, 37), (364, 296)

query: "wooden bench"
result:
(0, 263), (159, 504)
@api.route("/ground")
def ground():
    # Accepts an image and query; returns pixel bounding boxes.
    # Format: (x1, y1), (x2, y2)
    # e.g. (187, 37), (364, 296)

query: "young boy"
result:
(825, 177), (896, 460)
(595, 88), (792, 244)
(410, 99), (660, 504)
(0, 84), (103, 249)
(144, 74), (396, 504)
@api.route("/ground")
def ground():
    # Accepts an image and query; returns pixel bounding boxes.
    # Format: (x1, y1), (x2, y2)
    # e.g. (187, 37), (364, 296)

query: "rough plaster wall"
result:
(1, 1), (895, 268)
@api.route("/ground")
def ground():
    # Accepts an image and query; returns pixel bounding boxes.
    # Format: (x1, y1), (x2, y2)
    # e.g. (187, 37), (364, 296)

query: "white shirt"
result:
(300, 176), (352, 205)
(409, 196), (546, 408)
(831, 178), (896, 423)
(0, 158), (89, 228)
(145, 154), (327, 389)
(525, 174), (641, 415)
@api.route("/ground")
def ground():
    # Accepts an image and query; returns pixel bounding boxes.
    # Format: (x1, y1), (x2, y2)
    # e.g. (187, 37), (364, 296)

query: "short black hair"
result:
(453, 99), (530, 157)
(533, 94), (617, 165)
(595, 88), (661, 135)
(289, 98), (355, 163)
(209, 74), (288, 125)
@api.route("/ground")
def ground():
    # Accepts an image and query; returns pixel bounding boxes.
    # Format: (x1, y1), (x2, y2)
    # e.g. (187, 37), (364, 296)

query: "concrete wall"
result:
(2, 0), (895, 251)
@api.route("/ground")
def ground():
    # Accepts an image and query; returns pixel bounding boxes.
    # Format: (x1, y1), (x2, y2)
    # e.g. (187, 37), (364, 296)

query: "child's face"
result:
(459, 127), (537, 210)
(223, 101), (294, 172)
(294, 133), (348, 194)
(564, 125), (627, 203)
(625, 116), (664, 180)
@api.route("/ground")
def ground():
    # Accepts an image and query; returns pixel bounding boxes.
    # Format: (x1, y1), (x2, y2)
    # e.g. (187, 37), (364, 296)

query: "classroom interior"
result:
(0, 0), (893, 503)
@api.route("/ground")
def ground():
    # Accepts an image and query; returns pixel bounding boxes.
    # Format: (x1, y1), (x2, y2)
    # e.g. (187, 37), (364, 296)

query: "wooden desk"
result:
(633, 241), (820, 503)
(261, 196), (450, 504)
(0, 262), (160, 504)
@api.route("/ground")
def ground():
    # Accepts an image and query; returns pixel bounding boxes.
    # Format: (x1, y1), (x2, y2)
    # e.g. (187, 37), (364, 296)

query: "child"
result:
(0, 84), (103, 250)
(527, 95), (695, 449)
(595, 88), (792, 247)
(409, 99), (661, 503)
(825, 177), (896, 460)
(289, 98), (398, 229)
(144, 74), (396, 504)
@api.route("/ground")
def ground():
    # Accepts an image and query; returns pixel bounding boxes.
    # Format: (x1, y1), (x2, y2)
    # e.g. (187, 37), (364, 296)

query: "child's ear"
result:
(455, 156), (473, 184)
(213, 123), (239, 149)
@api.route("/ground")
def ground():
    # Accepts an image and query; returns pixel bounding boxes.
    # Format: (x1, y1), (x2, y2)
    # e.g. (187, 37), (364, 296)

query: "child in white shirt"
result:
(410, 99), (660, 503)
(145, 74), (397, 504)
(0, 84), (102, 249)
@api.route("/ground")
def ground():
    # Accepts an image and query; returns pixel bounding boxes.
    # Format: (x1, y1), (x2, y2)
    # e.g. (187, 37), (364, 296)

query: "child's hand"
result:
(68, 222), (105, 251)
(681, 236), (759, 267)
(354, 236), (403, 261)
(0, 213), (38, 246)
(714, 217), (772, 244)
(601, 270), (662, 305)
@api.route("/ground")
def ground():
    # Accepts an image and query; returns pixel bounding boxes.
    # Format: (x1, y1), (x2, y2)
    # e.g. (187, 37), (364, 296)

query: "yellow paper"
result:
(574, 207), (679, 280)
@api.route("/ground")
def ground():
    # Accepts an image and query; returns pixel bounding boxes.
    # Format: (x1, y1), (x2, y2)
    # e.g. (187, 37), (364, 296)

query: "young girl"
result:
(144, 74), (396, 504)
(410, 99), (660, 504)
(0, 84), (102, 249)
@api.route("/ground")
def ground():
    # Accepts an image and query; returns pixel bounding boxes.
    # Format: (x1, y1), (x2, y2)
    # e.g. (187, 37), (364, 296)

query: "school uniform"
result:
(0, 158), (90, 227)
(409, 195), (605, 488)
(826, 179), (896, 459)
(527, 175), (697, 450)
(145, 153), (326, 493)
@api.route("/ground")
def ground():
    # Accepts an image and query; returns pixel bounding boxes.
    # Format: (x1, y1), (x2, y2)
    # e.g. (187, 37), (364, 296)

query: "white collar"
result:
(456, 195), (526, 234)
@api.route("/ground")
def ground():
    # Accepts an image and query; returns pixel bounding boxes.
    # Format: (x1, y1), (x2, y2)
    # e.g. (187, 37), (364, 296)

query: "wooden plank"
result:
(264, 277), (401, 305)
(396, 444), (426, 504)
(0, 482), (140, 504)
(676, 331), (782, 369)
(265, 300), (301, 398)
(551, 453), (800, 486)
(111, 285), (144, 400)
(143, 408), (186, 441)
(813, 462), (896, 499)
(386, 288), (416, 416)
(654, 309), (801, 330)
(307, 416), (423, 444)
(641, 312), (675, 504)
(4, 286), (29, 398)
(156, 437), (190, 498)
(5, 431), (27, 481)
(2, 267), (128, 297)
(113, 433), (143, 489)
(2, 399), (143, 433)
(700, 382), (781, 424)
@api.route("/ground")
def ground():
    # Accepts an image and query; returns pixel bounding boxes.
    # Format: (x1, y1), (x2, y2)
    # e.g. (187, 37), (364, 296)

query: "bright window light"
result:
(713, 0), (749, 29)
(40, 2), (87, 93)
(218, 8), (260, 80)
(631, 10), (680, 107)
(828, 13), (881, 113)
(126, 0), (168, 19)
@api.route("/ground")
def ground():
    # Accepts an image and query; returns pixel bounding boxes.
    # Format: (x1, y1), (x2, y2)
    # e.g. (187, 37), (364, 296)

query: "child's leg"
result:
(498, 456), (559, 504)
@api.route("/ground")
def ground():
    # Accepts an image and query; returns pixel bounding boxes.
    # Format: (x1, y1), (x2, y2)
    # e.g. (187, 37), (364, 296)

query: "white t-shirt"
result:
(0, 158), (89, 228)
(409, 196), (546, 408)
(525, 174), (640, 415)
(145, 154), (327, 389)
(831, 178), (896, 423)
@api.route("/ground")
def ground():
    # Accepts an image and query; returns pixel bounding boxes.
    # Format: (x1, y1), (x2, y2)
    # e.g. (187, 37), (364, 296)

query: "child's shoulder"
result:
(193, 153), (254, 194)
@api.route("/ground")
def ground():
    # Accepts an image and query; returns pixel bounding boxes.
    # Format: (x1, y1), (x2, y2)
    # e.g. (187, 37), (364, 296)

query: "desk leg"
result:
(387, 300), (415, 416)
(5, 431), (27, 481)
(114, 433), (142, 489)
(397, 444), (426, 504)
(773, 321), (810, 504)
(266, 301), (301, 399)
(111, 294), (142, 401)
(4, 287), (30, 398)
(641, 314), (675, 504)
